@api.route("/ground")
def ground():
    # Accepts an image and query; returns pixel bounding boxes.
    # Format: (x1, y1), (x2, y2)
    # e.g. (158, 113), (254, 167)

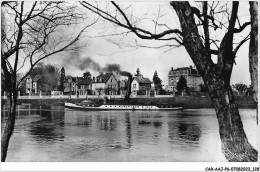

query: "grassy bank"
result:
(1, 95), (256, 109)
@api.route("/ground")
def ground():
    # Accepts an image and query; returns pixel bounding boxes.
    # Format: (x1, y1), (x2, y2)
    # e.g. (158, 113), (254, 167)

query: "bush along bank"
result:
(2, 98), (85, 106)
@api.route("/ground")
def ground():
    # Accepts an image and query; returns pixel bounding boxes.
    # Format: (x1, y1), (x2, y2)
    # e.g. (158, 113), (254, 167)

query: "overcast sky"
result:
(40, 1), (252, 85)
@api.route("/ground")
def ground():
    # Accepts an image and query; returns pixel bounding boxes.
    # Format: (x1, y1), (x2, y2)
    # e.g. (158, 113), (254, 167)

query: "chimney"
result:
(189, 65), (192, 74)
(171, 67), (173, 71)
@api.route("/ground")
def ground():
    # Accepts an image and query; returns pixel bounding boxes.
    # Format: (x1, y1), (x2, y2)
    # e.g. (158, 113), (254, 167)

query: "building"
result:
(91, 73), (118, 95)
(63, 76), (78, 94)
(131, 68), (152, 95)
(119, 79), (128, 95)
(168, 66), (203, 91)
(25, 75), (41, 93)
(76, 78), (92, 95)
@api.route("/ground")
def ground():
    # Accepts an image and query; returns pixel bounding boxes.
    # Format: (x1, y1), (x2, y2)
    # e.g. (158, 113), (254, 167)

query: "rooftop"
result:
(93, 73), (116, 83)
(134, 76), (152, 84)
(169, 66), (198, 75)
(77, 78), (92, 85)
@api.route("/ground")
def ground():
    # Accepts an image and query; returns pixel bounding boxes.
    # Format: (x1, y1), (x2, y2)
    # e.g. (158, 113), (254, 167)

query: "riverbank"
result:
(1, 95), (256, 109)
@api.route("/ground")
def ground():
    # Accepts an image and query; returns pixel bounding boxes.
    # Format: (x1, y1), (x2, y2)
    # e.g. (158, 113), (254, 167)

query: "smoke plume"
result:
(62, 55), (132, 80)
(78, 57), (101, 71)
(103, 64), (121, 73)
(120, 71), (132, 77)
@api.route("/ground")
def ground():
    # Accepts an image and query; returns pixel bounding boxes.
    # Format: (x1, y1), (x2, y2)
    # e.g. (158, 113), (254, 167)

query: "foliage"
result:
(29, 63), (60, 92)
(232, 83), (248, 95)
(200, 84), (208, 95)
(152, 70), (163, 92)
(158, 89), (168, 95)
(245, 85), (254, 96)
(59, 67), (65, 92)
(83, 71), (92, 79)
(177, 76), (187, 92)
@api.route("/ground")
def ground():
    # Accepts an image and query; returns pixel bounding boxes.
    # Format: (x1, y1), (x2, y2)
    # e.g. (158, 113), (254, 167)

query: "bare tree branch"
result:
(234, 21), (251, 33)
(233, 34), (250, 56)
(80, 1), (182, 41)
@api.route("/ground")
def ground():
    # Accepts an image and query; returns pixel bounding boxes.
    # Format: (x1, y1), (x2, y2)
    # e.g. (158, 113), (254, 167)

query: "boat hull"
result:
(65, 103), (183, 111)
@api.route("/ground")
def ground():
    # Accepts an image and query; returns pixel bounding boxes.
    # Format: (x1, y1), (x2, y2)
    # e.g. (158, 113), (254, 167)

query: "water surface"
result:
(1, 105), (258, 162)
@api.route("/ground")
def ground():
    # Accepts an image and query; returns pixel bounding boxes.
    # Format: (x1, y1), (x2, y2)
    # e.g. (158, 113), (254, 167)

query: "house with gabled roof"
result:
(131, 68), (152, 95)
(92, 73), (118, 95)
(25, 75), (42, 93)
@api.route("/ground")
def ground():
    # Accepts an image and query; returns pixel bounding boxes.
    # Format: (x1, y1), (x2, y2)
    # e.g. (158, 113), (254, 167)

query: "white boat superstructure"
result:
(65, 102), (183, 111)
(99, 104), (159, 110)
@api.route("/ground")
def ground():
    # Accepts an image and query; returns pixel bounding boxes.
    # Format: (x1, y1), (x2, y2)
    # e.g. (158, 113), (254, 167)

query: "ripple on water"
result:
(1, 106), (257, 162)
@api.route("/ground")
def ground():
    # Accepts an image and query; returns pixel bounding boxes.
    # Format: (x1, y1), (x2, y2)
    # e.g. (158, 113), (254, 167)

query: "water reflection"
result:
(177, 123), (201, 142)
(125, 113), (133, 148)
(168, 114), (202, 145)
(96, 115), (118, 131)
(1, 106), (257, 162)
(76, 115), (93, 127)
(153, 121), (162, 128)
(29, 106), (65, 145)
(138, 120), (152, 126)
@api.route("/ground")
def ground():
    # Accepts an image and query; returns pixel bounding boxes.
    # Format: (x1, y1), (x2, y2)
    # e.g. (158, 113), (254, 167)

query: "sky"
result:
(29, 1), (252, 86)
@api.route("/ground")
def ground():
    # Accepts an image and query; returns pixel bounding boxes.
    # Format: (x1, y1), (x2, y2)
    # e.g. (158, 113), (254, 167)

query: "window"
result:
(111, 79), (113, 82)
(133, 84), (136, 88)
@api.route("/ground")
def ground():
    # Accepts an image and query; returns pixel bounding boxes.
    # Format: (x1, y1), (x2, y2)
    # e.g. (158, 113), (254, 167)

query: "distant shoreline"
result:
(1, 96), (256, 109)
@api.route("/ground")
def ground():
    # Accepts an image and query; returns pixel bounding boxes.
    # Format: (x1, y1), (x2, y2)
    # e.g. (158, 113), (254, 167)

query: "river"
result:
(1, 105), (258, 162)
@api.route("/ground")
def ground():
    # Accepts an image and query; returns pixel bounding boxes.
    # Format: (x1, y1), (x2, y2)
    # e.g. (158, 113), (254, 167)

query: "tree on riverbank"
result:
(27, 63), (60, 93)
(1, 2), (95, 161)
(152, 70), (163, 94)
(83, 71), (92, 79)
(177, 75), (188, 96)
(81, 1), (257, 161)
(232, 83), (248, 95)
(59, 67), (66, 92)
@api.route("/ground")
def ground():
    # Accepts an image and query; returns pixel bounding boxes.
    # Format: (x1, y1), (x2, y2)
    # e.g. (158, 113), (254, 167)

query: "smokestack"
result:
(189, 65), (193, 74)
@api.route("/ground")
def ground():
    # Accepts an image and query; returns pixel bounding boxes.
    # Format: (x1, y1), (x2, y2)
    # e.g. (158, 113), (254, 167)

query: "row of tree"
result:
(232, 83), (254, 96)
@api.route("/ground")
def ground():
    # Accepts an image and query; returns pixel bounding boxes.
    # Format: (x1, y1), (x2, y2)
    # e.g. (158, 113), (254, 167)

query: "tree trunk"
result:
(125, 76), (133, 102)
(1, 92), (17, 162)
(206, 74), (257, 161)
(249, 1), (258, 123)
(171, 1), (258, 161)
